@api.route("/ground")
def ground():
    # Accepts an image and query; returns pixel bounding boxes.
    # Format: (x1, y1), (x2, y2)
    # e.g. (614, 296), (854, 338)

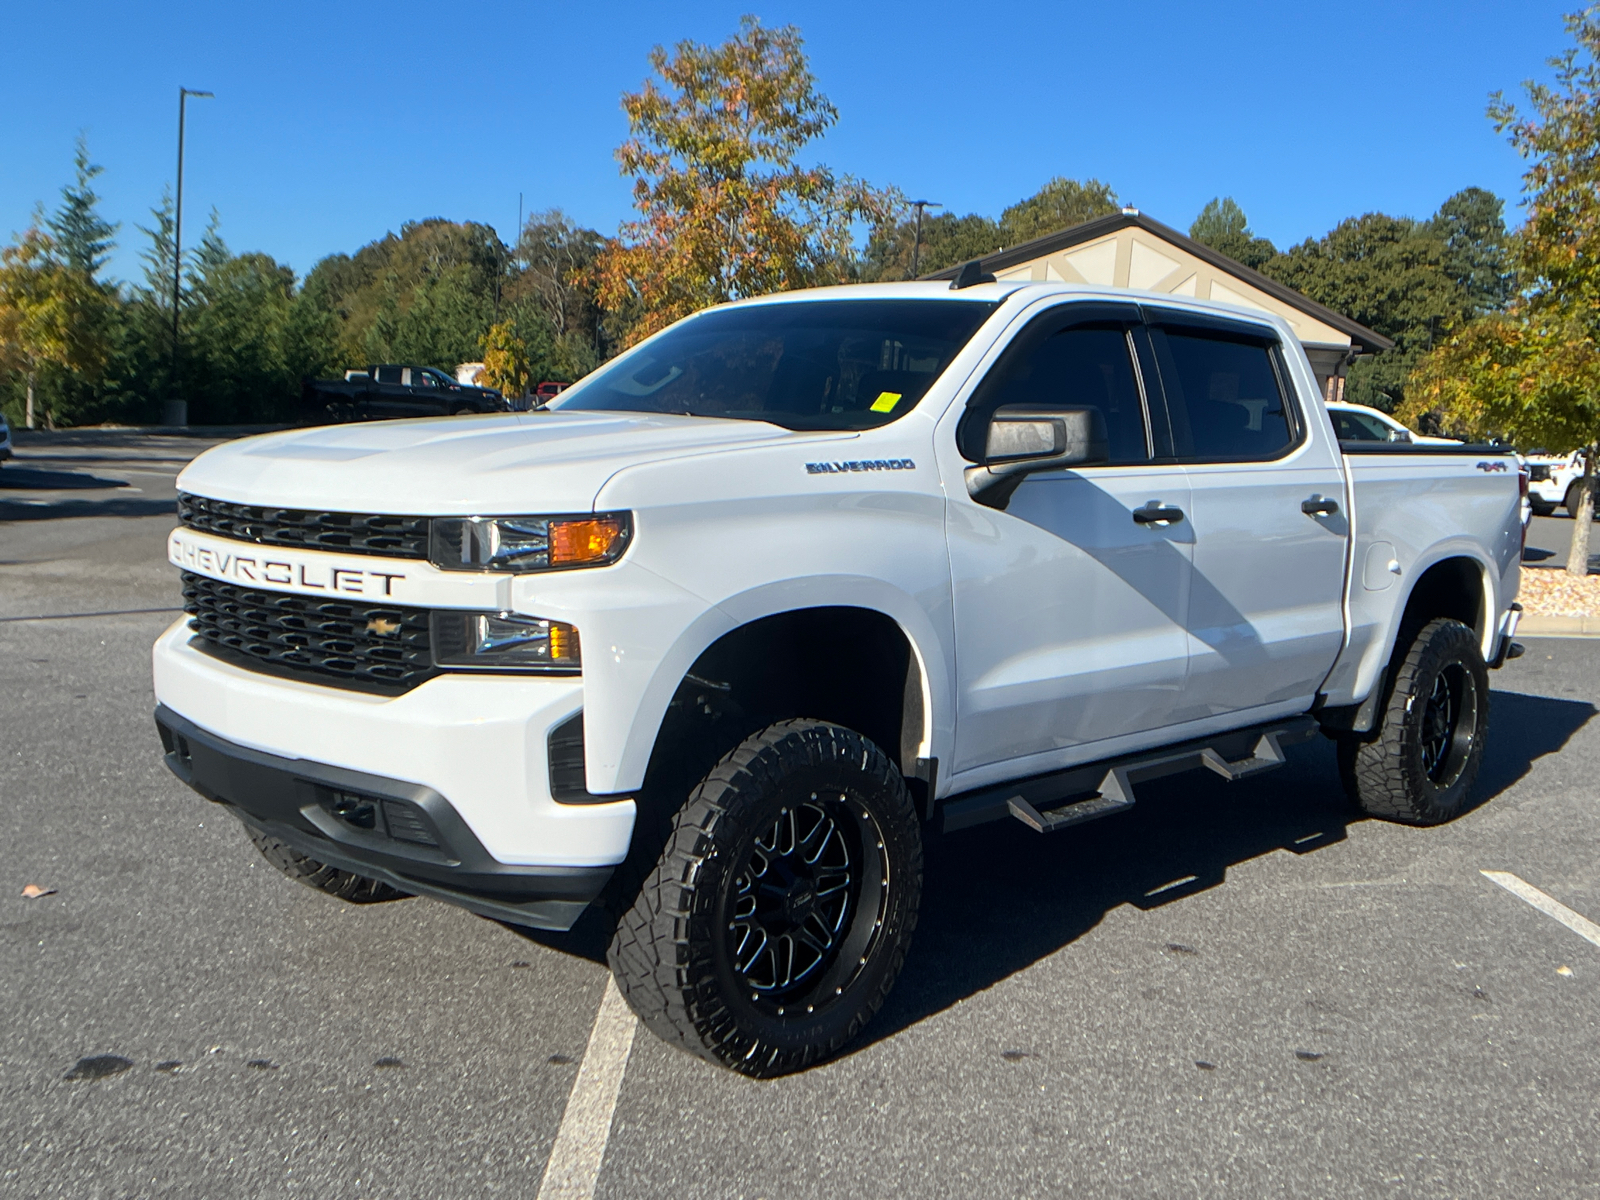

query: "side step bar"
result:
(942, 717), (1319, 835)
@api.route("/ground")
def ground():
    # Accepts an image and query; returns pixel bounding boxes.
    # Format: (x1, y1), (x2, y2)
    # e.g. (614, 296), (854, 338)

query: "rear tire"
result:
(1564, 480), (1597, 518)
(607, 719), (922, 1077)
(1337, 618), (1488, 825)
(246, 826), (408, 903)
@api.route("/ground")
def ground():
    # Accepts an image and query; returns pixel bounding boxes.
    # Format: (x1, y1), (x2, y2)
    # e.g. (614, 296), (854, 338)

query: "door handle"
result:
(1132, 503), (1185, 525)
(1301, 496), (1340, 517)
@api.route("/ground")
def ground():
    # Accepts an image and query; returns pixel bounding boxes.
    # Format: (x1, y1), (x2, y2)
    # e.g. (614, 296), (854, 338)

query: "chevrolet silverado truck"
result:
(154, 278), (1525, 1076)
(302, 364), (508, 422)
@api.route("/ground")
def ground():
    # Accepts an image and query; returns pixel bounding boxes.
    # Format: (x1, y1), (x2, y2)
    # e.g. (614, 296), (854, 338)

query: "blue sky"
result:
(0, 0), (1572, 286)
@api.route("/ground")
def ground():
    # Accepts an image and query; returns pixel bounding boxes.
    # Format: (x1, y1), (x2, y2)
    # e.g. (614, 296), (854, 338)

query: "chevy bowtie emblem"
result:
(366, 616), (401, 637)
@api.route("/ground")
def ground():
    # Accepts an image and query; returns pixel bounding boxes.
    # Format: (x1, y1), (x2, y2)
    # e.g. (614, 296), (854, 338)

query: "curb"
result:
(1518, 614), (1600, 638)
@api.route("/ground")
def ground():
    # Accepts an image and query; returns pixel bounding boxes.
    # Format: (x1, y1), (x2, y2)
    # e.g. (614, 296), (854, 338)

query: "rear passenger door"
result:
(1141, 311), (1347, 723)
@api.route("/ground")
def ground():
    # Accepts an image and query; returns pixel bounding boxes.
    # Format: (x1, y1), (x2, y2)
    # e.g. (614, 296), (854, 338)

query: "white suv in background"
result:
(1326, 400), (1460, 446)
(1525, 449), (1592, 517)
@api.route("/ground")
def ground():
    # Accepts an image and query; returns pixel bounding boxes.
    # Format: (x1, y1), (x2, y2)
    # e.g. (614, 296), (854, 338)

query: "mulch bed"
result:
(1519, 565), (1600, 617)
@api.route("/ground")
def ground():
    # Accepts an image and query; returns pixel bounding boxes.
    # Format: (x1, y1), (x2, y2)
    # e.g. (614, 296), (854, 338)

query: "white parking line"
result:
(535, 975), (638, 1200)
(1482, 871), (1600, 949)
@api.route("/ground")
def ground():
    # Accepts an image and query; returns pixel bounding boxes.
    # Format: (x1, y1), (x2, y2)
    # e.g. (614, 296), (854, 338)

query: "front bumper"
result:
(156, 704), (612, 930)
(152, 618), (636, 867)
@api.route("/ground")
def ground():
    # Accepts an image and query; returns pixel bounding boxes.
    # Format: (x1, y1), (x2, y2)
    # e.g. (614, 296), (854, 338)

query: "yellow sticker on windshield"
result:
(870, 391), (903, 413)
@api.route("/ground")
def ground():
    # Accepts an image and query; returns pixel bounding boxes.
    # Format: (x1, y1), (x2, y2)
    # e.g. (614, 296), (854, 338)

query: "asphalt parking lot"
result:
(3, 430), (1599, 1199)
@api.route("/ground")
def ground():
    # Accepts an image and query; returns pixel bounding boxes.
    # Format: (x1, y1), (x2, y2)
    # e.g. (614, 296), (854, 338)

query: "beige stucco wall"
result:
(991, 225), (1353, 398)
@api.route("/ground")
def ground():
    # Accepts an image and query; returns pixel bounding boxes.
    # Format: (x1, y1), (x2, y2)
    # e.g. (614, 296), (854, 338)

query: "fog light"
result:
(431, 611), (581, 672)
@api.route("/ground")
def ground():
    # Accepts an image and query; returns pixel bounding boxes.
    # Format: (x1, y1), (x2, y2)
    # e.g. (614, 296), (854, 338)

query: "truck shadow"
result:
(504, 689), (1595, 1054)
(864, 688), (1594, 1050)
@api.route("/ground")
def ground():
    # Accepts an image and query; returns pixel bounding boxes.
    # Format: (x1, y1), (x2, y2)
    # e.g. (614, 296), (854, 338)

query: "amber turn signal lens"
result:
(549, 517), (627, 566)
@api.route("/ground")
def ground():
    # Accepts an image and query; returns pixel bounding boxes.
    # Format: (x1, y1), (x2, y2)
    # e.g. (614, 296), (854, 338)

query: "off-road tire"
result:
(607, 719), (922, 1077)
(246, 826), (408, 903)
(1337, 618), (1488, 825)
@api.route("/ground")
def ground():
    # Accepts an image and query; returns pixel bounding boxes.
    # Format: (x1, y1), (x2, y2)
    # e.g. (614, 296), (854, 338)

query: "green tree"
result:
(998, 177), (1118, 245)
(1265, 213), (1471, 410)
(181, 217), (302, 423)
(46, 136), (118, 277)
(391, 267), (492, 369)
(1407, 9), (1600, 576)
(506, 209), (609, 378)
(301, 218), (504, 368)
(594, 15), (901, 343)
(861, 212), (1004, 281)
(1189, 197), (1278, 270)
(1428, 187), (1515, 314)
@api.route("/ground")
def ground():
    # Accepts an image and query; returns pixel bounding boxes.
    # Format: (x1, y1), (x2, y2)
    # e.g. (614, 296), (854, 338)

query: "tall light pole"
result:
(171, 86), (213, 421)
(909, 199), (941, 279)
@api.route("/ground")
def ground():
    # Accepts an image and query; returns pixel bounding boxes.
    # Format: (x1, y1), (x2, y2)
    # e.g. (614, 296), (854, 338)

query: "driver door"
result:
(945, 304), (1193, 780)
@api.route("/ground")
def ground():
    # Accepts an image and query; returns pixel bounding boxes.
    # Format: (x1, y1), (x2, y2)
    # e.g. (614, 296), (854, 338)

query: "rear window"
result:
(555, 300), (999, 431)
(1151, 329), (1296, 461)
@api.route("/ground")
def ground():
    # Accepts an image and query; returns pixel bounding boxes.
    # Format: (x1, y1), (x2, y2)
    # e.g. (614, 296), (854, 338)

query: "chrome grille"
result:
(178, 493), (431, 559)
(182, 571), (435, 693)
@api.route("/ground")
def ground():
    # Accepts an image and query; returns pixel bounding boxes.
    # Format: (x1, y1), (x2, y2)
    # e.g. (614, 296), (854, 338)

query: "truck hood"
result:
(176, 412), (800, 513)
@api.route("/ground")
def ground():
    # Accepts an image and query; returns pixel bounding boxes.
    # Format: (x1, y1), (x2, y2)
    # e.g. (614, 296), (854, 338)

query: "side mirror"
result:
(1389, 428), (1412, 444)
(965, 405), (1110, 509)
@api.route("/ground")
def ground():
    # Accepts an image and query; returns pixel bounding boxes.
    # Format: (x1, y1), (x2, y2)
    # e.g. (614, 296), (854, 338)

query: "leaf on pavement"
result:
(21, 884), (57, 899)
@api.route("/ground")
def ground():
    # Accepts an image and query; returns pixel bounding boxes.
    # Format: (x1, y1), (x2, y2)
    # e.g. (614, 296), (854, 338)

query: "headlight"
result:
(429, 513), (631, 573)
(431, 611), (580, 671)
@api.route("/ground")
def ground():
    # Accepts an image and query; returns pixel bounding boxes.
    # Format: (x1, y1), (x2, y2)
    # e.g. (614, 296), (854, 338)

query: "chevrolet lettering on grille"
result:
(168, 530), (406, 597)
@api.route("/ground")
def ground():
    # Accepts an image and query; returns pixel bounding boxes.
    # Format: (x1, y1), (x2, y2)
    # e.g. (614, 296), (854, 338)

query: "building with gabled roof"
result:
(925, 210), (1394, 404)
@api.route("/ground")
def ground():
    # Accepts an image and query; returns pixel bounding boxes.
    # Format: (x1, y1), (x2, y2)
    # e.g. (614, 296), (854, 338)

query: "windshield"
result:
(554, 299), (999, 430)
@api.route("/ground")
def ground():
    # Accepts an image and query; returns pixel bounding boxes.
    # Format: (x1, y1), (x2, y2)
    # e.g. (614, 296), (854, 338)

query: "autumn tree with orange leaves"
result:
(594, 16), (901, 345)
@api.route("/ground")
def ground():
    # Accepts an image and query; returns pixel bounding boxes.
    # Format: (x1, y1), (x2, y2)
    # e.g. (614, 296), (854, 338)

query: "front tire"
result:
(607, 719), (922, 1077)
(1337, 618), (1489, 825)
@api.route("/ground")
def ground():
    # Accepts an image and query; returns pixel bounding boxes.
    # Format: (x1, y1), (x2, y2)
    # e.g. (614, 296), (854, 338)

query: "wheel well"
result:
(1396, 557), (1485, 648)
(642, 607), (922, 809)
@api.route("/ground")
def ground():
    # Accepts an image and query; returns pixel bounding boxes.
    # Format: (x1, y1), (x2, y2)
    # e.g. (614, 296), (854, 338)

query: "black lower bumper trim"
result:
(154, 705), (613, 931)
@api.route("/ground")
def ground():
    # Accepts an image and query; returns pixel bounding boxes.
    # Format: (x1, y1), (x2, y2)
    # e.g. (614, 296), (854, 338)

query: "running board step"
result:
(940, 719), (1316, 835)
(1006, 790), (1133, 833)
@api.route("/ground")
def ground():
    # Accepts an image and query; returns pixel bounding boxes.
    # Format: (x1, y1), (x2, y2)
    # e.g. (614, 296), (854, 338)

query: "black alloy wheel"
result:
(723, 791), (887, 1014)
(1418, 662), (1475, 788)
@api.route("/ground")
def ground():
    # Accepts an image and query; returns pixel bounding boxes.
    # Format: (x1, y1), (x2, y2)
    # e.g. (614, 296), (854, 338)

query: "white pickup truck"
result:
(153, 278), (1525, 1076)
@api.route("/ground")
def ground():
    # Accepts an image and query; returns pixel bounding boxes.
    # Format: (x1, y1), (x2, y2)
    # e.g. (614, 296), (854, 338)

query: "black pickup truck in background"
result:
(302, 365), (508, 422)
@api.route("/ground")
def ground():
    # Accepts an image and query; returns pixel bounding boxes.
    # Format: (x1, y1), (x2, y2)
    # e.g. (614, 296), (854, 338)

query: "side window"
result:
(1150, 328), (1295, 461)
(1331, 409), (1381, 441)
(413, 369), (437, 389)
(375, 365), (402, 385)
(1331, 409), (1395, 442)
(963, 323), (1149, 464)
